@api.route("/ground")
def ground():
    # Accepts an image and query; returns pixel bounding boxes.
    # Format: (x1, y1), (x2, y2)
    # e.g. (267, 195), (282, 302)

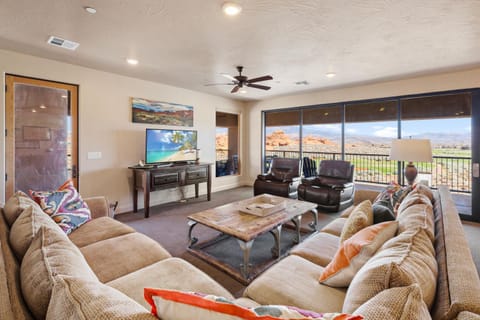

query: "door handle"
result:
(473, 163), (479, 178)
(72, 165), (78, 178)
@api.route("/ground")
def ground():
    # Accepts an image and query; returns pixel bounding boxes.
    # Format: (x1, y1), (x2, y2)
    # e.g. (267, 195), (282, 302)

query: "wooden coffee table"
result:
(187, 194), (318, 283)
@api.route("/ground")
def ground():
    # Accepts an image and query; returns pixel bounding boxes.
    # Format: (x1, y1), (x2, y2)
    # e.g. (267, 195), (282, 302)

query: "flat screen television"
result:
(145, 129), (197, 164)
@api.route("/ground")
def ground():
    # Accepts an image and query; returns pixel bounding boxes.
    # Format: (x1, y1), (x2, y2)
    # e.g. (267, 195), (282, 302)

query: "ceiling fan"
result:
(206, 66), (273, 93)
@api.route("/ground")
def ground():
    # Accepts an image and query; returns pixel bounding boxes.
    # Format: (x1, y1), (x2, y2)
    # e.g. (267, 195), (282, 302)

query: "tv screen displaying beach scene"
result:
(145, 129), (197, 164)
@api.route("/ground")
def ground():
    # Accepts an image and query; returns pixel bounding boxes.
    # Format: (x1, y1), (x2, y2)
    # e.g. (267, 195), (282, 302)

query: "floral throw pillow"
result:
(374, 181), (413, 216)
(30, 180), (91, 235)
(144, 288), (363, 320)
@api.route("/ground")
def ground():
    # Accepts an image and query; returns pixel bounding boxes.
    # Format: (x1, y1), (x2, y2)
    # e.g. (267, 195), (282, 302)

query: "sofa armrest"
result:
(283, 176), (301, 184)
(84, 196), (110, 219)
(257, 174), (273, 181)
(332, 182), (354, 190)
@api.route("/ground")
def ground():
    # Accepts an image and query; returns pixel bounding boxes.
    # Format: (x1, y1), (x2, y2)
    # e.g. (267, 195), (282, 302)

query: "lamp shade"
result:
(389, 139), (433, 162)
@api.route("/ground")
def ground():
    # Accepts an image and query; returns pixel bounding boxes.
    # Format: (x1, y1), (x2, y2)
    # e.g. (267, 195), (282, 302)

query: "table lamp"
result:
(389, 139), (433, 185)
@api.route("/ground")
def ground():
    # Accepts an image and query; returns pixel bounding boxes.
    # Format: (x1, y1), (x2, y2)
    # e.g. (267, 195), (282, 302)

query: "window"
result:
(345, 100), (398, 184)
(302, 105), (343, 169)
(215, 112), (239, 177)
(264, 110), (301, 173)
(401, 93), (472, 191)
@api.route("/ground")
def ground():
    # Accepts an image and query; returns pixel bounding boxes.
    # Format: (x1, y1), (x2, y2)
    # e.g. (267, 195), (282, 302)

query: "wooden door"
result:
(5, 75), (79, 198)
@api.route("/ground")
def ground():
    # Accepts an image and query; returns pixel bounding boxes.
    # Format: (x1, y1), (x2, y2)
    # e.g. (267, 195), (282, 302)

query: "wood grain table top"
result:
(188, 194), (317, 242)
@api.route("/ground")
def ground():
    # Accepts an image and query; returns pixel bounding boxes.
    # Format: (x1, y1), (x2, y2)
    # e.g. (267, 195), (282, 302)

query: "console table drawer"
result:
(152, 173), (179, 186)
(186, 169), (207, 182)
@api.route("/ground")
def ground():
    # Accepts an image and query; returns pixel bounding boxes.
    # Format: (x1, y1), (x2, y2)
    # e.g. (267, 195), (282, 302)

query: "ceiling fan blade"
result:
(204, 82), (235, 86)
(220, 73), (236, 81)
(246, 75), (273, 83)
(246, 83), (271, 90)
(231, 86), (240, 93)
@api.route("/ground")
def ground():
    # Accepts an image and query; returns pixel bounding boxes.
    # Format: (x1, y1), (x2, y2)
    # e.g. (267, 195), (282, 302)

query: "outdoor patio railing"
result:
(265, 150), (471, 193)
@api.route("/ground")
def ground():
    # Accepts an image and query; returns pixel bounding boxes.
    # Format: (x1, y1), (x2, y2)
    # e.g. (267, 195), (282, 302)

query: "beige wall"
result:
(245, 68), (480, 182)
(0, 49), (246, 213)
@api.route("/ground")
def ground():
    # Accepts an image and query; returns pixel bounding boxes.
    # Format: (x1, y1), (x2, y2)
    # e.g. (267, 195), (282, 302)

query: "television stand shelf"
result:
(129, 162), (211, 218)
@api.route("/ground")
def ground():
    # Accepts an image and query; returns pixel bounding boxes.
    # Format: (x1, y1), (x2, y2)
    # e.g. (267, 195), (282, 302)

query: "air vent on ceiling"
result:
(47, 36), (79, 51)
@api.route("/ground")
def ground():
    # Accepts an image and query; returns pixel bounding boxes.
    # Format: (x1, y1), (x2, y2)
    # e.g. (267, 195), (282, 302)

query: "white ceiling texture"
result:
(1, 0), (480, 101)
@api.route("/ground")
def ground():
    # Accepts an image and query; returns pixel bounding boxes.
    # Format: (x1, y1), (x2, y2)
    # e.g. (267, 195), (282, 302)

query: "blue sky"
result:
(267, 118), (471, 139)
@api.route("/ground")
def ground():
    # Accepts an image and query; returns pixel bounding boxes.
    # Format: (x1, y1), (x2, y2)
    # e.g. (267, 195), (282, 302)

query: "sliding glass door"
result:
(262, 89), (479, 221)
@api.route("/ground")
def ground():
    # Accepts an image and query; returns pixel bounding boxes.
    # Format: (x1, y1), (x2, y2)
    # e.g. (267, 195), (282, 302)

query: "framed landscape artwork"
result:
(131, 97), (193, 126)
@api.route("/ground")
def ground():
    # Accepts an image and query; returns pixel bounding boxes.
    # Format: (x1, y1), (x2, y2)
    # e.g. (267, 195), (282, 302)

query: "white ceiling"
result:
(1, 0), (480, 101)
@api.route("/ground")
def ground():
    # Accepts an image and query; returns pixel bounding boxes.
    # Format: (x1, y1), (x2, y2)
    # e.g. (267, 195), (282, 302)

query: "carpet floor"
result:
(115, 186), (480, 297)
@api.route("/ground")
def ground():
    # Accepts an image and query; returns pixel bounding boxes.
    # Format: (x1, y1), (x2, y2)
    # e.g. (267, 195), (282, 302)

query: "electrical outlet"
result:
(87, 151), (102, 160)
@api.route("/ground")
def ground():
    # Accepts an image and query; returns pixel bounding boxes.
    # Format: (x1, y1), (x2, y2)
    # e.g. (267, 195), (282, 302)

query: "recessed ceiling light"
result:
(222, 2), (242, 16)
(39, 105), (46, 109)
(326, 72), (336, 78)
(32, 109), (37, 113)
(126, 58), (139, 65)
(85, 7), (97, 14)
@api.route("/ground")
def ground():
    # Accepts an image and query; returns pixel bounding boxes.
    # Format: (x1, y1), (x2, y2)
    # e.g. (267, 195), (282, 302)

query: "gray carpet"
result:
(115, 186), (480, 296)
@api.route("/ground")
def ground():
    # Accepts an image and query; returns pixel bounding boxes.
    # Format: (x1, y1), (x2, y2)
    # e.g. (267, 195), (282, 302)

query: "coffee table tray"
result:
(236, 194), (286, 217)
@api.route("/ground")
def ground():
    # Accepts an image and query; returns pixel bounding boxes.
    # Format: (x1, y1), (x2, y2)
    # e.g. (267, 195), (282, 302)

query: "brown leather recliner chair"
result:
(298, 160), (355, 212)
(254, 158), (301, 198)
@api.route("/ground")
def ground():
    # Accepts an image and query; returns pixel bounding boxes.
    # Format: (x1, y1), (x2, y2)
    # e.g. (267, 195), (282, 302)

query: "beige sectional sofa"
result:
(243, 186), (480, 319)
(0, 185), (479, 319)
(0, 194), (234, 319)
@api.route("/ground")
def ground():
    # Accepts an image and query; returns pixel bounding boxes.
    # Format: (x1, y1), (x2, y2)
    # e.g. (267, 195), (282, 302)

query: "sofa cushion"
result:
(68, 216), (135, 248)
(80, 232), (171, 283)
(30, 179), (92, 235)
(10, 205), (61, 260)
(339, 200), (373, 243)
(414, 183), (434, 201)
(21, 226), (98, 319)
(353, 285), (431, 319)
(343, 228), (437, 313)
(107, 257), (233, 310)
(320, 218), (346, 236)
(290, 232), (340, 267)
(244, 255), (347, 314)
(396, 191), (432, 215)
(2, 191), (35, 226)
(46, 276), (156, 320)
(144, 288), (359, 320)
(371, 201), (395, 224)
(319, 221), (398, 287)
(397, 203), (435, 242)
(0, 213), (32, 320)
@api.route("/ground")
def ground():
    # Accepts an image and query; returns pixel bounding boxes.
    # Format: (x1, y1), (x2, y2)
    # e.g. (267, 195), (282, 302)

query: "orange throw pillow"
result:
(319, 221), (398, 287)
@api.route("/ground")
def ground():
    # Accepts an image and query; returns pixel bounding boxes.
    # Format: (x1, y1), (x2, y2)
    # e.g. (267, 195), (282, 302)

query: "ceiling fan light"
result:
(326, 72), (336, 78)
(239, 89), (247, 94)
(126, 58), (139, 65)
(222, 2), (242, 16)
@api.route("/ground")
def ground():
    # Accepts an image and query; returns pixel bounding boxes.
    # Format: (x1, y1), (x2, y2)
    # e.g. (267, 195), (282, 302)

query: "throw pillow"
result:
(342, 228), (438, 313)
(373, 181), (413, 216)
(319, 221), (398, 287)
(21, 226), (98, 319)
(397, 203), (435, 242)
(46, 276), (155, 320)
(144, 288), (363, 320)
(2, 190), (35, 226)
(339, 200), (373, 243)
(9, 205), (60, 260)
(396, 191), (432, 216)
(353, 285), (431, 319)
(30, 179), (91, 235)
(414, 183), (434, 201)
(371, 201), (395, 224)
